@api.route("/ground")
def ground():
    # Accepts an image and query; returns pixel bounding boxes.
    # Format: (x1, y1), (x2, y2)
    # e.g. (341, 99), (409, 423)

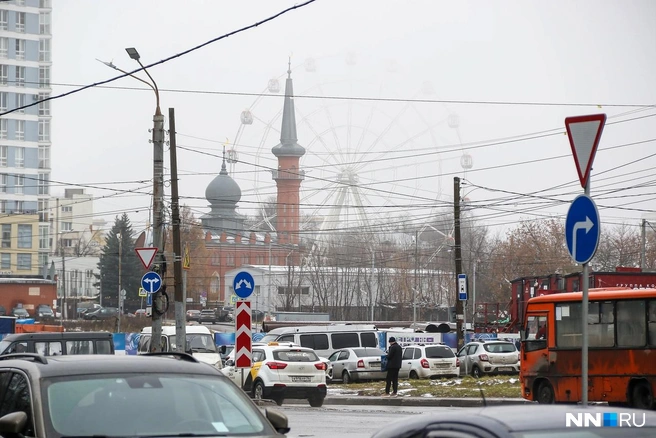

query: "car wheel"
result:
(342, 370), (351, 384)
(271, 395), (284, 406)
(409, 370), (419, 379)
(252, 381), (266, 401)
(90, 316), (98, 320)
(471, 366), (481, 378)
(308, 394), (325, 408)
(536, 380), (555, 404)
(630, 381), (654, 409)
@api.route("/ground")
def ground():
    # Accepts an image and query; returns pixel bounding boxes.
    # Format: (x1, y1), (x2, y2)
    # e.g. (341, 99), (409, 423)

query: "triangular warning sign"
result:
(135, 247), (157, 270)
(565, 114), (606, 188)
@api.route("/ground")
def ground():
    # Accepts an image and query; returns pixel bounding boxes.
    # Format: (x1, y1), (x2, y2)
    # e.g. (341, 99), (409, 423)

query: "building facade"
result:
(50, 188), (106, 257)
(0, 0), (52, 275)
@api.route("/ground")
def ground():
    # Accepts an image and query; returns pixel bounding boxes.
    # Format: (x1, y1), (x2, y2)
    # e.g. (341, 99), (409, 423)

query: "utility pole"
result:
(454, 177), (464, 349)
(641, 219), (646, 270)
(60, 238), (66, 323)
(117, 233), (122, 332)
(169, 108), (186, 352)
(413, 229), (418, 324)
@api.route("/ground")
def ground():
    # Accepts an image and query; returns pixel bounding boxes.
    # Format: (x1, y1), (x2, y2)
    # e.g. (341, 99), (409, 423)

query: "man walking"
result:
(384, 337), (402, 396)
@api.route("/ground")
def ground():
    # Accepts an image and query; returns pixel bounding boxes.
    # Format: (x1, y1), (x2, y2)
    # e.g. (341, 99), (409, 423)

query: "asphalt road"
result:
(278, 403), (466, 438)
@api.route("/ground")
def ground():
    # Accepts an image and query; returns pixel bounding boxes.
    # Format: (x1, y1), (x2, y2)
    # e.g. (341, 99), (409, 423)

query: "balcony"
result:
(271, 168), (305, 181)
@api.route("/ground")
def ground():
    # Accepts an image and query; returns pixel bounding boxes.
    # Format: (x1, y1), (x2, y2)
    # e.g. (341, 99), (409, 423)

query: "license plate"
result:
(370, 362), (381, 368)
(498, 367), (513, 372)
(291, 376), (312, 382)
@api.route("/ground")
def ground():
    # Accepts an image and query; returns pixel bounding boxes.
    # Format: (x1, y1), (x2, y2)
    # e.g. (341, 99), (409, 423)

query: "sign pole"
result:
(581, 179), (590, 406)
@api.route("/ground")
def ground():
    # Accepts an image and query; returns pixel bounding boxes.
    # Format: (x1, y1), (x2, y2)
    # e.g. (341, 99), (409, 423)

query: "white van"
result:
(138, 325), (222, 369)
(259, 324), (378, 358)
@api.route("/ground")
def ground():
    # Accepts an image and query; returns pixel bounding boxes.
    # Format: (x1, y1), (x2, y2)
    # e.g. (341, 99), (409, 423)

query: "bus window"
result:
(524, 315), (547, 352)
(588, 301), (614, 348)
(556, 303), (582, 348)
(617, 300), (646, 347)
(649, 301), (656, 346)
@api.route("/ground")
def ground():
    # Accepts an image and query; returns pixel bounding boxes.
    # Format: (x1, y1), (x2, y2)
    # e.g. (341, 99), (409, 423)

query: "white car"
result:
(399, 344), (460, 379)
(221, 342), (327, 407)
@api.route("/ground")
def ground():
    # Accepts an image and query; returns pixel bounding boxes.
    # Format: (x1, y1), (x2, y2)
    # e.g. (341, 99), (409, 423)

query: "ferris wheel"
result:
(229, 54), (470, 246)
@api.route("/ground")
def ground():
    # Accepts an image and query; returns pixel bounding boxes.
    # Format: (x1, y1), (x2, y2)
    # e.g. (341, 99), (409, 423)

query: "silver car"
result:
(328, 347), (387, 384)
(456, 341), (519, 378)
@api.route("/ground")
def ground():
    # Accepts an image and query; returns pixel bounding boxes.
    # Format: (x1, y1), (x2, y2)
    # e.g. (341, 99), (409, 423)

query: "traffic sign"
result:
(141, 271), (162, 294)
(565, 114), (606, 188)
(235, 300), (252, 368)
(233, 271), (255, 299)
(458, 274), (468, 301)
(182, 244), (191, 270)
(138, 287), (147, 298)
(565, 194), (600, 264)
(135, 247), (158, 270)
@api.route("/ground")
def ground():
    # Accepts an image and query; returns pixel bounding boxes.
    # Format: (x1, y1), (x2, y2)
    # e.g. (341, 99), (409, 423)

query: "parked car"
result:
(36, 304), (55, 319)
(372, 404), (656, 438)
(186, 309), (201, 322)
(457, 340), (520, 378)
(327, 347), (387, 384)
(198, 309), (218, 324)
(82, 307), (119, 320)
(77, 302), (101, 317)
(399, 344), (460, 379)
(11, 307), (30, 319)
(133, 309), (147, 318)
(0, 332), (115, 356)
(0, 353), (290, 437)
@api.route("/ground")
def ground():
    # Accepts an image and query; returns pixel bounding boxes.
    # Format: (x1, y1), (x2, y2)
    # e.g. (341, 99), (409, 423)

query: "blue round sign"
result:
(141, 271), (162, 294)
(233, 271), (255, 299)
(565, 194), (600, 264)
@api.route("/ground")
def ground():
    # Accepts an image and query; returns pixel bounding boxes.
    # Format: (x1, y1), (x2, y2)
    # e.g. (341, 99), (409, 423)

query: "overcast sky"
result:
(49, 0), (656, 239)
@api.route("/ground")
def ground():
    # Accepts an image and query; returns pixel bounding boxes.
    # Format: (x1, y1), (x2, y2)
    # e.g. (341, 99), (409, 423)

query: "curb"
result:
(322, 396), (533, 407)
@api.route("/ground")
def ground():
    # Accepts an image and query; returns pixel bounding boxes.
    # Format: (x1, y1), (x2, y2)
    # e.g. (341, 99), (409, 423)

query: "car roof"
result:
(2, 332), (113, 341)
(377, 405), (656, 437)
(0, 353), (223, 379)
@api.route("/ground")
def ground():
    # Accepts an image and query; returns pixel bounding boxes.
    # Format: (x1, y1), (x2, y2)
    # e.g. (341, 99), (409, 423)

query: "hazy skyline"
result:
(46, 0), (656, 240)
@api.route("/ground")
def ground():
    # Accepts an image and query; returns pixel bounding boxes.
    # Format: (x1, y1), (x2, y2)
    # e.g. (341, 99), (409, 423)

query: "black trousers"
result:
(385, 368), (400, 394)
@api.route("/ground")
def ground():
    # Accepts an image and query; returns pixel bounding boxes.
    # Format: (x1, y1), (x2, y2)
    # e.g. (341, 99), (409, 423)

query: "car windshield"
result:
(0, 340), (10, 354)
(425, 346), (455, 358)
(353, 348), (386, 357)
(273, 349), (319, 362)
(14, 309), (29, 316)
(483, 343), (516, 353)
(169, 334), (217, 353)
(45, 373), (270, 436)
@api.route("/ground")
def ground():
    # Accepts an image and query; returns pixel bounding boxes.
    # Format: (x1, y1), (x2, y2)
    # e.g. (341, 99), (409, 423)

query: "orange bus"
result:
(520, 287), (656, 409)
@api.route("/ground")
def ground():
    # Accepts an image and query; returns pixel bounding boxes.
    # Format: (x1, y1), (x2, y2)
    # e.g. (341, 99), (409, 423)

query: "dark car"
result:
(0, 353), (290, 437)
(186, 309), (201, 322)
(11, 307), (30, 319)
(35, 304), (55, 319)
(0, 332), (115, 356)
(199, 309), (218, 324)
(82, 307), (119, 320)
(372, 404), (656, 438)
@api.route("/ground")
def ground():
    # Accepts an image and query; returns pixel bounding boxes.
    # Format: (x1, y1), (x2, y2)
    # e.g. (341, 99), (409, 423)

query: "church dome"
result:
(205, 159), (241, 207)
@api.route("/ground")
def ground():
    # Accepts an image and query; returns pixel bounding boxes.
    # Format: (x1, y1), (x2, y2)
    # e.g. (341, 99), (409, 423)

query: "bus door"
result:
(523, 314), (550, 374)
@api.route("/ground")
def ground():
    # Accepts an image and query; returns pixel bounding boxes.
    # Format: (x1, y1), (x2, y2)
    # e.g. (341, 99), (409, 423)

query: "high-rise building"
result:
(0, 0), (52, 276)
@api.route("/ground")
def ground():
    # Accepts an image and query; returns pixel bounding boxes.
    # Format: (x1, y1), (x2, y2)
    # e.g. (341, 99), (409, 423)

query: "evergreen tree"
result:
(97, 214), (142, 309)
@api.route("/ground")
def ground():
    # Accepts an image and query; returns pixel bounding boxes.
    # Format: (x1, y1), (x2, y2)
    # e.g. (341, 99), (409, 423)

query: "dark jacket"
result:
(386, 342), (403, 370)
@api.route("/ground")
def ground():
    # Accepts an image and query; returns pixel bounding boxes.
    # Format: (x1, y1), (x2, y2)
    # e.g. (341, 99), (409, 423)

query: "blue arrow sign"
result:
(565, 194), (600, 264)
(458, 274), (467, 301)
(141, 271), (162, 294)
(233, 271), (255, 299)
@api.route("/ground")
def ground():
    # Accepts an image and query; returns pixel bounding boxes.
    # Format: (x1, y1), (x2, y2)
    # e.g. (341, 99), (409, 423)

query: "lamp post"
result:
(117, 233), (122, 332)
(124, 48), (165, 352)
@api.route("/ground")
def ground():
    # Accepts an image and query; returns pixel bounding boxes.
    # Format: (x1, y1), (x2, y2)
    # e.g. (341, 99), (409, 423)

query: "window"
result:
(38, 173), (48, 195)
(17, 253), (31, 270)
(617, 300), (646, 347)
(0, 253), (9, 269)
(588, 301), (614, 347)
(15, 147), (24, 168)
(38, 119), (50, 141)
(17, 224), (31, 248)
(39, 12), (51, 34)
(15, 120), (24, 140)
(299, 334), (329, 351)
(38, 199), (48, 222)
(15, 200), (23, 213)
(15, 66), (25, 87)
(0, 92), (5, 111)
(0, 173), (6, 193)
(0, 38), (7, 58)
(38, 144), (49, 169)
(16, 12), (25, 33)
(38, 93), (49, 115)
(61, 205), (71, 212)
(331, 332), (360, 349)
(39, 225), (47, 249)
(227, 254), (234, 266)
(0, 10), (7, 30)
(0, 65), (6, 85)
(0, 372), (34, 436)
(0, 200), (5, 213)
(0, 146), (6, 167)
(0, 119), (6, 139)
(96, 340), (112, 354)
(1, 224), (10, 248)
(256, 254), (264, 264)
(240, 254), (248, 265)
(15, 40), (25, 61)
(40, 0), (51, 7)
(35, 341), (62, 356)
(211, 252), (219, 265)
(402, 348), (414, 360)
(39, 66), (50, 88)
(16, 0), (26, 6)
(14, 174), (23, 194)
(61, 222), (72, 232)
(14, 93), (24, 113)
(39, 39), (50, 62)
(649, 301), (656, 347)
(67, 340), (92, 355)
(361, 332), (377, 347)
